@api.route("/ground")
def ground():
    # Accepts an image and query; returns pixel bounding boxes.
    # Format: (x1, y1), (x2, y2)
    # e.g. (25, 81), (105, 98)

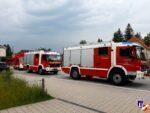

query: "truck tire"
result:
(38, 67), (43, 75)
(111, 71), (126, 85)
(53, 71), (58, 75)
(26, 66), (31, 73)
(70, 68), (81, 80)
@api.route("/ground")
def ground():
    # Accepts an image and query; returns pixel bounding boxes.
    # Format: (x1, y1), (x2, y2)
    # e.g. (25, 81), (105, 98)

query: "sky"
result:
(0, 0), (150, 52)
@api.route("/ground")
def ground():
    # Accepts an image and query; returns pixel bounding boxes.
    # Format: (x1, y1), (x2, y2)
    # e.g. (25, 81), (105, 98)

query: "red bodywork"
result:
(116, 46), (141, 72)
(26, 53), (62, 73)
(62, 46), (143, 79)
(12, 52), (25, 69)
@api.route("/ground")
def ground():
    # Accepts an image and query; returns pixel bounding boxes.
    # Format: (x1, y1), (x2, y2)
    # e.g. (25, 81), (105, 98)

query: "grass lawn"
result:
(0, 70), (53, 110)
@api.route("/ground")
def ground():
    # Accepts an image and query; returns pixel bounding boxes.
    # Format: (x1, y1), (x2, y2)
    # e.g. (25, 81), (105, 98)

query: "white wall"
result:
(143, 49), (150, 60)
(70, 49), (81, 65)
(0, 48), (6, 57)
(63, 50), (70, 66)
(81, 48), (93, 67)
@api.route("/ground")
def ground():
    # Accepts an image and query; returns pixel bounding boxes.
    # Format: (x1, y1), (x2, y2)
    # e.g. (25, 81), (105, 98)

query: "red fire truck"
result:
(24, 50), (61, 75)
(12, 52), (25, 70)
(61, 42), (146, 85)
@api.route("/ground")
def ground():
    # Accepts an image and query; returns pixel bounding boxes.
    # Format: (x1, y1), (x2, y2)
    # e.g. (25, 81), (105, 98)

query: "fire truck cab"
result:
(24, 50), (61, 75)
(62, 42), (146, 85)
(12, 52), (25, 70)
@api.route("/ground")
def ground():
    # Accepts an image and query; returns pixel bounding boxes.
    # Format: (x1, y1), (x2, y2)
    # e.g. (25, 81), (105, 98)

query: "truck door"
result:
(41, 55), (48, 67)
(94, 47), (111, 69)
(34, 54), (39, 66)
(116, 47), (140, 71)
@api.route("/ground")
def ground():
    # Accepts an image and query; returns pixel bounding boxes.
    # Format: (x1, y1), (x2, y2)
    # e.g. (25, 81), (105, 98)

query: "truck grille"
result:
(49, 64), (61, 68)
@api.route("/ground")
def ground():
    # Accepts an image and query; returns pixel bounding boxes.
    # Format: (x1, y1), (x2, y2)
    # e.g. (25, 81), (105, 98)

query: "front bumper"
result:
(44, 67), (61, 72)
(19, 64), (24, 69)
(127, 75), (136, 80)
(127, 71), (147, 80)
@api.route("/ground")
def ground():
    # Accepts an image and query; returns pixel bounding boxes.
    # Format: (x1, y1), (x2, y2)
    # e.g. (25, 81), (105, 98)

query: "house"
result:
(129, 37), (150, 71)
(129, 37), (150, 60)
(0, 45), (6, 57)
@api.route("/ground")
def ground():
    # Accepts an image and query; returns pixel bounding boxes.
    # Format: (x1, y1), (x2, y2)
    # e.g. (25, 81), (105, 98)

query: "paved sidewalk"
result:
(45, 76), (150, 113)
(0, 99), (99, 113)
(1, 72), (150, 113)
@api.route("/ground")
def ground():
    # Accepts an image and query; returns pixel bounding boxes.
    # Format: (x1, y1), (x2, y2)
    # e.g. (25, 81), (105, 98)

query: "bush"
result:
(0, 70), (52, 110)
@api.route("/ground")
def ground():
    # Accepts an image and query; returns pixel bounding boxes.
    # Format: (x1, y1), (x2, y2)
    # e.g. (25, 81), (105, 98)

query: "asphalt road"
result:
(14, 70), (150, 113)
(13, 70), (150, 113)
(14, 70), (150, 91)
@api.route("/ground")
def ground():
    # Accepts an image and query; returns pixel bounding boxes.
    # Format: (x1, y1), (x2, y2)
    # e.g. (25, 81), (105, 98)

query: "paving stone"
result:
(1, 71), (149, 113)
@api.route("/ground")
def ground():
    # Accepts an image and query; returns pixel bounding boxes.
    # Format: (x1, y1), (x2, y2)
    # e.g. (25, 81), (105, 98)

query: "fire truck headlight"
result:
(46, 67), (51, 71)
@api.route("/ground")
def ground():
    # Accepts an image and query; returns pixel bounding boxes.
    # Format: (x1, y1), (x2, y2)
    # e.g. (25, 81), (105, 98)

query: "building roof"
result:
(0, 45), (6, 49)
(129, 37), (150, 50)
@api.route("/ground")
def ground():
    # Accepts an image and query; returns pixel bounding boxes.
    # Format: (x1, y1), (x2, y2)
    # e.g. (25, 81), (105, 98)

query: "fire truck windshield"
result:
(120, 46), (141, 59)
(46, 54), (61, 61)
(135, 46), (146, 60)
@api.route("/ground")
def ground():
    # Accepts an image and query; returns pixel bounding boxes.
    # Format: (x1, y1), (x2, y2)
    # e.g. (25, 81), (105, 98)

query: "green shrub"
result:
(0, 71), (52, 110)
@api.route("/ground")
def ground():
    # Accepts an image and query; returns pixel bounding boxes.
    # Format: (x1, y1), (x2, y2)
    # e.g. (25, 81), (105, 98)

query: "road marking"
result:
(57, 98), (106, 113)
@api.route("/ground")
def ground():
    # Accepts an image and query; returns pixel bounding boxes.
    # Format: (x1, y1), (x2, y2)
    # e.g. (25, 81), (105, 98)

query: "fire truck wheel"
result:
(111, 72), (126, 85)
(27, 67), (31, 73)
(70, 68), (81, 80)
(38, 68), (43, 75)
(53, 71), (58, 75)
(27, 69), (30, 73)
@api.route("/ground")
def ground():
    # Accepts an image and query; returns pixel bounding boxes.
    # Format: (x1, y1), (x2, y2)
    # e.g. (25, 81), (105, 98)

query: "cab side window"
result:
(34, 54), (39, 65)
(98, 47), (108, 56)
(120, 48), (130, 57)
(42, 55), (47, 61)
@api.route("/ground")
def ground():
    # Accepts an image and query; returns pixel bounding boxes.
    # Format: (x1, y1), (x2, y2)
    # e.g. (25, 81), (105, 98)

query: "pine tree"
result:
(79, 40), (87, 45)
(38, 48), (51, 51)
(113, 28), (124, 42)
(124, 23), (134, 41)
(97, 38), (103, 43)
(135, 32), (142, 39)
(144, 33), (150, 47)
(47, 48), (51, 51)
(3, 44), (13, 58)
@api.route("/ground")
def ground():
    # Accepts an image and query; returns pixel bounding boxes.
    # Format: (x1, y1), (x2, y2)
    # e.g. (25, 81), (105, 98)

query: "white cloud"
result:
(0, 0), (150, 51)
(0, 0), (27, 34)
(24, 0), (68, 12)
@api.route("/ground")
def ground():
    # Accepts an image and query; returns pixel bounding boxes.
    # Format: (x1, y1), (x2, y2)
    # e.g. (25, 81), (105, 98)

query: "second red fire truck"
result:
(24, 50), (61, 74)
(12, 51), (25, 70)
(62, 42), (146, 85)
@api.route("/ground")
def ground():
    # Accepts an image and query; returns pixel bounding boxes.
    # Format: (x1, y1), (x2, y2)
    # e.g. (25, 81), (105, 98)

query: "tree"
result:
(19, 50), (30, 53)
(47, 48), (51, 51)
(38, 48), (46, 51)
(124, 23), (134, 41)
(4, 44), (13, 58)
(38, 48), (51, 51)
(79, 40), (87, 45)
(97, 38), (103, 43)
(135, 32), (142, 39)
(113, 28), (124, 42)
(144, 33), (150, 47)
